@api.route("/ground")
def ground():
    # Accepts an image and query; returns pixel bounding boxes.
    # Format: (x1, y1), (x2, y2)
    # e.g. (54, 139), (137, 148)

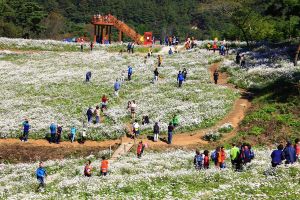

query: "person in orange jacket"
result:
(100, 156), (109, 176)
(219, 146), (226, 169)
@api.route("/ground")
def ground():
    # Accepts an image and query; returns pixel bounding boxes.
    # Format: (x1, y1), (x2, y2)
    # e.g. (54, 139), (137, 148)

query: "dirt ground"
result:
(0, 62), (251, 163)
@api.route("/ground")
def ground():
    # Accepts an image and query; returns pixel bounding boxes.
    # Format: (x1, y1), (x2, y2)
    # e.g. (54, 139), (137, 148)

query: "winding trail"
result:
(0, 60), (251, 162)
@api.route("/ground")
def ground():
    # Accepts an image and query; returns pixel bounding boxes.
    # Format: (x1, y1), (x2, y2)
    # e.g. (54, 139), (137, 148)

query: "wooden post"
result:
(93, 25), (96, 43)
(97, 25), (100, 42)
(102, 25), (106, 44)
(109, 26), (112, 44)
(118, 30), (123, 43)
(294, 43), (300, 66)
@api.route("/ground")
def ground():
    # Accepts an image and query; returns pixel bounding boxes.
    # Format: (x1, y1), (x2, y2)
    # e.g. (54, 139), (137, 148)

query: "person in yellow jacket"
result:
(158, 55), (162, 67)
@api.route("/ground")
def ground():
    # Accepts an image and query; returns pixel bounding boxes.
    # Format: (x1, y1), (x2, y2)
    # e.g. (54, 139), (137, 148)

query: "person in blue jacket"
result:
(168, 48), (173, 55)
(114, 79), (121, 96)
(49, 122), (57, 144)
(271, 144), (285, 167)
(177, 71), (184, 87)
(128, 66), (133, 81)
(70, 126), (77, 143)
(283, 141), (296, 164)
(36, 161), (47, 190)
(22, 119), (30, 142)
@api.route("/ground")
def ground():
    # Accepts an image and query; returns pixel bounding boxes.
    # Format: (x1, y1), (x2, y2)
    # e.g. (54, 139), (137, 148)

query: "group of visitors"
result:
(185, 37), (196, 50)
(127, 42), (135, 53)
(83, 156), (109, 177)
(271, 139), (300, 167)
(165, 35), (179, 46)
(207, 41), (229, 56)
(193, 143), (254, 171)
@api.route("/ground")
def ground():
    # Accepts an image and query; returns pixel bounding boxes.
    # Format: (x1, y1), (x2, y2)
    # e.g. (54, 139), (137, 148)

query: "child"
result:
(203, 150), (210, 169)
(36, 162), (47, 191)
(84, 160), (92, 177)
(100, 156), (109, 176)
(194, 150), (203, 170)
(142, 116), (149, 125)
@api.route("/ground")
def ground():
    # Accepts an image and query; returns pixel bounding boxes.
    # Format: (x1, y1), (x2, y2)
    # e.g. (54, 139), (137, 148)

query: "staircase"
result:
(109, 141), (134, 162)
(109, 15), (143, 44)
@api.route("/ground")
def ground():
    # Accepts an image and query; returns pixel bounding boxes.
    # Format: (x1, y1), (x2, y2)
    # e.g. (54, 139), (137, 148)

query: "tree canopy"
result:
(0, 0), (299, 42)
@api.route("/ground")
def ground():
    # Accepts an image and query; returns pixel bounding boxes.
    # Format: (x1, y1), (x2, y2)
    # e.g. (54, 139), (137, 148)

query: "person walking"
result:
(194, 150), (203, 170)
(132, 120), (140, 138)
(219, 146), (226, 169)
(127, 42), (132, 53)
(154, 68), (159, 82)
(100, 156), (109, 176)
(271, 144), (285, 167)
(203, 150), (210, 169)
(84, 160), (93, 177)
(130, 100), (137, 119)
(230, 143), (240, 169)
(36, 162), (47, 191)
(128, 66), (133, 81)
(101, 95), (108, 111)
(114, 79), (121, 96)
(22, 119), (30, 142)
(90, 42), (94, 51)
(236, 52), (241, 64)
(137, 141), (145, 158)
(240, 55), (246, 68)
(177, 71), (184, 87)
(153, 122), (159, 142)
(86, 107), (93, 124)
(131, 42), (135, 54)
(167, 122), (174, 144)
(85, 71), (92, 82)
(283, 141), (296, 164)
(213, 70), (219, 84)
(94, 106), (100, 124)
(49, 122), (57, 144)
(182, 68), (188, 81)
(171, 114), (179, 127)
(56, 125), (62, 144)
(158, 55), (162, 67)
(70, 126), (77, 143)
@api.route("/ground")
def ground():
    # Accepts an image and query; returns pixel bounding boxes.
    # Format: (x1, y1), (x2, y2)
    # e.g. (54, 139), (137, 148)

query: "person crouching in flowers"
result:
(36, 162), (47, 191)
(137, 141), (145, 158)
(271, 144), (284, 167)
(100, 156), (109, 176)
(84, 160), (92, 177)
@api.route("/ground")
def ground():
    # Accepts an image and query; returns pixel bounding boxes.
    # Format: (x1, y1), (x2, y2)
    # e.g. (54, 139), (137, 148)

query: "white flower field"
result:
(1, 149), (300, 199)
(0, 38), (238, 140)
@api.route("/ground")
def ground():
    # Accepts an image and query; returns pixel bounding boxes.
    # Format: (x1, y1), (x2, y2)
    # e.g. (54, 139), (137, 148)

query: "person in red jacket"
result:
(137, 141), (145, 158)
(101, 95), (108, 111)
(203, 150), (210, 169)
(219, 146), (226, 169)
(294, 138), (300, 161)
(212, 43), (218, 53)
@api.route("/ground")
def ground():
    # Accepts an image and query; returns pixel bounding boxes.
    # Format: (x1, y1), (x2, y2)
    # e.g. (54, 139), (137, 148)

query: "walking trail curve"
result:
(0, 62), (251, 162)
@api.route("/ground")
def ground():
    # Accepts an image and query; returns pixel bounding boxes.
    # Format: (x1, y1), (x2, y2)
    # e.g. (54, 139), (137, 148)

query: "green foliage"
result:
(249, 126), (265, 136)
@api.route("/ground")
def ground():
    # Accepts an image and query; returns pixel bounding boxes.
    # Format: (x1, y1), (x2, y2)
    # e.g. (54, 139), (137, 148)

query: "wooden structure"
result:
(91, 14), (144, 44)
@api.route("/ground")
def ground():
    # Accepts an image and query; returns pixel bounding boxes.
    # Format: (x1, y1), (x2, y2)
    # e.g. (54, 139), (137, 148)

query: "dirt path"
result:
(0, 62), (251, 162)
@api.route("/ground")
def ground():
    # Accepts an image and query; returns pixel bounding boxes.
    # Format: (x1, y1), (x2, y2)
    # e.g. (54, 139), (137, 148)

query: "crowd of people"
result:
(35, 139), (300, 190)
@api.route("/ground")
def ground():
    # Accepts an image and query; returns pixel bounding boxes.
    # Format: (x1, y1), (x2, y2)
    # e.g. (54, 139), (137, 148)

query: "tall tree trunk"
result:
(294, 43), (300, 66)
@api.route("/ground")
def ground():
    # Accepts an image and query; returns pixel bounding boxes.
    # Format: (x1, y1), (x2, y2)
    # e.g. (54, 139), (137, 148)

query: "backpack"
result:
(195, 154), (203, 163)
(211, 151), (217, 161)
